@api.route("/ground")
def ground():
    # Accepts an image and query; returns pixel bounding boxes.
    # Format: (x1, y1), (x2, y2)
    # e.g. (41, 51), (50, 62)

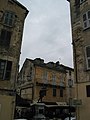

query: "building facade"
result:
(17, 58), (75, 119)
(60, 65), (75, 105)
(18, 59), (75, 105)
(0, 0), (28, 120)
(67, 0), (90, 120)
(18, 58), (67, 104)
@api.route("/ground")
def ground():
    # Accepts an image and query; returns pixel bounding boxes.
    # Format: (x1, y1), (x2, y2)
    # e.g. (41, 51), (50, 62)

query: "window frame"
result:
(80, 0), (86, 4)
(0, 59), (12, 80)
(85, 45), (90, 70)
(83, 10), (90, 30)
(3, 11), (15, 27)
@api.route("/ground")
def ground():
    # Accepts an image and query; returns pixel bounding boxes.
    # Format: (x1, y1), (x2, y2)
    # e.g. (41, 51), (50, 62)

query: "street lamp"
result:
(68, 79), (73, 120)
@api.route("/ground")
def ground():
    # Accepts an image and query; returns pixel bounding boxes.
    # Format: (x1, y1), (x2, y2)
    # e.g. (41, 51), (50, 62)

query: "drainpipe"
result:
(73, 41), (79, 120)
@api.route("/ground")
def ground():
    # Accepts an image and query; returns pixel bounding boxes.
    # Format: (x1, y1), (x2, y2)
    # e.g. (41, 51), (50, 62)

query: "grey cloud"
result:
(18, 0), (73, 68)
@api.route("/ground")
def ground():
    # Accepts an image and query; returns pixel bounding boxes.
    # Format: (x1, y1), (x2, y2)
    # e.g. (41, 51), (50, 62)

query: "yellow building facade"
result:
(18, 58), (75, 106)
(0, 0), (28, 120)
(67, 0), (90, 120)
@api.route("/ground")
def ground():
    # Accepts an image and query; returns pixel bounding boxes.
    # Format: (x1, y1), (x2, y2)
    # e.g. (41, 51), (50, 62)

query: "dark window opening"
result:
(0, 59), (12, 80)
(86, 85), (90, 97)
(75, 0), (80, 5)
(69, 71), (71, 76)
(86, 46), (90, 57)
(53, 86), (56, 96)
(60, 88), (63, 97)
(0, 29), (12, 47)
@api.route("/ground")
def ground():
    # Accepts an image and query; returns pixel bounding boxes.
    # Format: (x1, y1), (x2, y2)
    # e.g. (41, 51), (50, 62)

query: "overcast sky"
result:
(18, 0), (73, 68)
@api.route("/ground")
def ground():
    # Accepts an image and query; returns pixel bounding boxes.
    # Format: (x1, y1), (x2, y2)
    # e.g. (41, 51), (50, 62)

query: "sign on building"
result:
(72, 99), (82, 106)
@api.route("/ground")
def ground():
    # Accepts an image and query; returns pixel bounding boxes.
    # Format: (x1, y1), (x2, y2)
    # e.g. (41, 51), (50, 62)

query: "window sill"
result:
(80, 1), (87, 5)
(83, 27), (90, 31)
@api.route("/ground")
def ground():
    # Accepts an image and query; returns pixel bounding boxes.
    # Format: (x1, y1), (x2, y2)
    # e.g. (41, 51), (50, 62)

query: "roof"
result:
(25, 58), (67, 73)
(67, 0), (70, 2)
(10, 0), (29, 16)
(60, 64), (74, 71)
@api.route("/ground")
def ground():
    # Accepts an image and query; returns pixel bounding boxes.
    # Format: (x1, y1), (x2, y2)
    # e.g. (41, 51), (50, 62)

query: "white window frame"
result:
(83, 11), (90, 29)
(80, 0), (86, 4)
(85, 45), (90, 70)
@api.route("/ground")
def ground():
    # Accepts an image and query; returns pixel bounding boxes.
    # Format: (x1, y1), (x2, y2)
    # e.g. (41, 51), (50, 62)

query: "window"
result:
(83, 11), (90, 29)
(0, 29), (12, 47)
(0, 59), (12, 80)
(4, 11), (15, 27)
(0, 104), (1, 112)
(43, 70), (48, 84)
(53, 86), (56, 96)
(52, 73), (56, 85)
(27, 67), (33, 81)
(85, 46), (90, 69)
(69, 71), (71, 76)
(86, 85), (90, 97)
(75, 0), (86, 5)
(60, 88), (63, 97)
(75, 0), (80, 5)
(80, 0), (86, 4)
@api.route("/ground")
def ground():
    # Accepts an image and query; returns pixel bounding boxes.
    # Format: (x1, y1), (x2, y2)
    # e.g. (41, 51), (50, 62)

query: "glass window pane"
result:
(4, 11), (14, 26)
(0, 29), (11, 47)
(83, 14), (87, 21)
(88, 59), (90, 68)
(84, 22), (87, 28)
(0, 59), (12, 80)
(86, 85), (90, 97)
(0, 60), (6, 80)
(88, 11), (90, 19)
(86, 46), (90, 57)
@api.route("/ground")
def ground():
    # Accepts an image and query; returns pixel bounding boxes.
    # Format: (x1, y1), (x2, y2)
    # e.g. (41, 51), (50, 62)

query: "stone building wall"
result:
(0, 0), (28, 120)
(68, 0), (90, 120)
